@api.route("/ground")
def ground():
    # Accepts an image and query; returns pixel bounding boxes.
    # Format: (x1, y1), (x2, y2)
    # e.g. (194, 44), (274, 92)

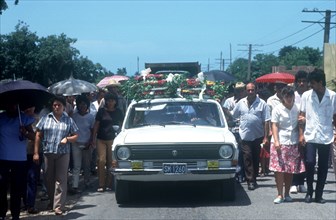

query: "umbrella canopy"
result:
(203, 70), (237, 82)
(0, 80), (54, 110)
(48, 76), (98, 96)
(97, 75), (129, 88)
(255, 72), (295, 83)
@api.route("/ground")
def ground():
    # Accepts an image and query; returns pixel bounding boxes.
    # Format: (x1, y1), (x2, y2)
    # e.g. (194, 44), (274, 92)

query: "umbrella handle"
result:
(18, 105), (22, 126)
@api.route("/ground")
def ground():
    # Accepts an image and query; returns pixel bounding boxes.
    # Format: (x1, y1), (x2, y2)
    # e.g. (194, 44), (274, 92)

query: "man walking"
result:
(299, 69), (336, 204)
(232, 82), (270, 190)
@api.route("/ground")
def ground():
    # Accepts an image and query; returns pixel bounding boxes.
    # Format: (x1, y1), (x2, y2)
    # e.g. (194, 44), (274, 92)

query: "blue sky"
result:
(1, 0), (335, 75)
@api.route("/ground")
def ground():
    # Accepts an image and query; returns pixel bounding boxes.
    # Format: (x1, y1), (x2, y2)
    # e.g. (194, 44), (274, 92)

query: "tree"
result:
(116, 67), (127, 76)
(0, 22), (112, 87)
(226, 58), (248, 81)
(0, 0), (19, 14)
(252, 53), (279, 78)
(0, 21), (39, 81)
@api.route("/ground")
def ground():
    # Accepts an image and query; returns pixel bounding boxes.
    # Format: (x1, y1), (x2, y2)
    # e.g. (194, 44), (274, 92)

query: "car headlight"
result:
(219, 145), (233, 159)
(116, 146), (130, 160)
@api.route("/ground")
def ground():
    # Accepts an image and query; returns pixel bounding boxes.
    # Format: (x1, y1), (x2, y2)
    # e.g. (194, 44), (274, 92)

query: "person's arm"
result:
(61, 133), (78, 144)
(271, 122), (280, 151)
(263, 120), (270, 146)
(91, 120), (100, 148)
(298, 111), (306, 146)
(33, 130), (42, 164)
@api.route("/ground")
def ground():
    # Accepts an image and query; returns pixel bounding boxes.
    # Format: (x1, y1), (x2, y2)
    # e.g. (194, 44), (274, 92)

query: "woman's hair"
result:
(104, 92), (119, 107)
(76, 95), (90, 108)
(50, 95), (66, 107)
(280, 86), (295, 102)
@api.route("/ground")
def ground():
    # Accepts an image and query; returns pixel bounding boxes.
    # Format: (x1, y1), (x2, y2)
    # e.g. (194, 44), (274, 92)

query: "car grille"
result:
(126, 144), (224, 160)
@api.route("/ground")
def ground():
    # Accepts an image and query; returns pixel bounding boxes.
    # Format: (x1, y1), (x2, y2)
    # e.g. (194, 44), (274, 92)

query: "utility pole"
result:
(215, 51), (230, 71)
(238, 44), (262, 81)
(302, 9), (336, 44)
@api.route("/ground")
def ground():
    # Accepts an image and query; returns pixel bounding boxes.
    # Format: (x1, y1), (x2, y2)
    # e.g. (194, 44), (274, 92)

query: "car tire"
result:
(221, 178), (236, 201)
(115, 180), (130, 204)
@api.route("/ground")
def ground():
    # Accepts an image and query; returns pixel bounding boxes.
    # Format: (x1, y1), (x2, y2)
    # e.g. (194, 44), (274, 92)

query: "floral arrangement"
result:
(120, 68), (229, 102)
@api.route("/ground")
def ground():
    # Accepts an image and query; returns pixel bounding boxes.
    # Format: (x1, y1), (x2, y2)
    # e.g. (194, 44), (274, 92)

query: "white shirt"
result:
(223, 96), (236, 114)
(267, 93), (281, 114)
(232, 96), (270, 141)
(294, 91), (303, 109)
(300, 89), (336, 144)
(271, 103), (299, 145)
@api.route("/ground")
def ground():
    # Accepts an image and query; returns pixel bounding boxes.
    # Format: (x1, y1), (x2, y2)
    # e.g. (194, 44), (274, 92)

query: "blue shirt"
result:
(36, 112), (79, 154)
(0, 112), (35, 161)
(232, 96), (270, 141)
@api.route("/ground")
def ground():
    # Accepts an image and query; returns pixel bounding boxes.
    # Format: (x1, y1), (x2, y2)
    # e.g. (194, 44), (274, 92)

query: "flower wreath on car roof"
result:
(120, 68), (230, 102)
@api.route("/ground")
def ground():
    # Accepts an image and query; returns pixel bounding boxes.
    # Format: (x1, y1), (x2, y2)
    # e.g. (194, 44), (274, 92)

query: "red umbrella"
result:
(255, 72), (295, 83)
(97, 75), (129, 88)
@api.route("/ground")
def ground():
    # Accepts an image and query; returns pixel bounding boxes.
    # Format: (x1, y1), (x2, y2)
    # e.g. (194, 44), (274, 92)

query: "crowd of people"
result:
(224, 68), (336, 204)
(0, 80), (125, 219)
(1, 69), (336, 219)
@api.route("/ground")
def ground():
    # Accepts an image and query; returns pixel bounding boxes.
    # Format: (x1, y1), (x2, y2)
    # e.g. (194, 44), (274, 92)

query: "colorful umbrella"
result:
(255, 72), (295, 83)
(97, 75), (129, 88)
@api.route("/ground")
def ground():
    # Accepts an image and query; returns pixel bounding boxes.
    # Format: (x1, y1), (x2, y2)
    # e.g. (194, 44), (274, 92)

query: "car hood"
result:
(114, 126), (236, 145)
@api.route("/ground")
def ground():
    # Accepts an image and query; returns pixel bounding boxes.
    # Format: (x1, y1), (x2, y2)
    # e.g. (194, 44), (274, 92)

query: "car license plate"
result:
(207, 160), (219, 169)
(162, 163), (187, 174)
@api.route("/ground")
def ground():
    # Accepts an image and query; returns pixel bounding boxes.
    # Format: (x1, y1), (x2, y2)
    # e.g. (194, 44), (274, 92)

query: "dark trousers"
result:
(233, 132), (245, 178)
(23, 154), (41, 208)
(0, 160), (27, 219)
(305, 143), (331, 199)
(292, 146), (306, 186)
(241, 137), (263, 183)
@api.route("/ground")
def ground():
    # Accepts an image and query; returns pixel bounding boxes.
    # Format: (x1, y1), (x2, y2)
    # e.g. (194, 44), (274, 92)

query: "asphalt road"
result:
(22, 168), (335, 220)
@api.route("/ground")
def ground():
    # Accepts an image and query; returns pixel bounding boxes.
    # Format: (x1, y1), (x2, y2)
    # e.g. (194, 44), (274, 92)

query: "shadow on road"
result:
(119, 181), (252, 208)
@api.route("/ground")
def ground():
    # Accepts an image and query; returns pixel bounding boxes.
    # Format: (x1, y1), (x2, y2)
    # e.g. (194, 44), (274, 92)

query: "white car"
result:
(111, 98), (238, 204)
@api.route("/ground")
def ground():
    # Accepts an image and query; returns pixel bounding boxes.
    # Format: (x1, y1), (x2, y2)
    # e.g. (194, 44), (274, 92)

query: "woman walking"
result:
(92, 93), (124, 192)
(33, 96), (78, 215)
(269, 86), (305, 204)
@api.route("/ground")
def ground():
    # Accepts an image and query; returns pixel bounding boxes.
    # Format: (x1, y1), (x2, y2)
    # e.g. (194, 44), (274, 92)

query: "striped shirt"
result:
(36, 112), (79, 154)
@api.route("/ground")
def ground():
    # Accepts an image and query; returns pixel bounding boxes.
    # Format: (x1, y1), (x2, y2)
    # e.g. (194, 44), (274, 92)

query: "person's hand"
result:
(61, 137), (68, 144)
(33, 153), (39, 164)
(299, 134), (306, 147)
(298, 115), (306, 125)
(274, 141), (281, 151)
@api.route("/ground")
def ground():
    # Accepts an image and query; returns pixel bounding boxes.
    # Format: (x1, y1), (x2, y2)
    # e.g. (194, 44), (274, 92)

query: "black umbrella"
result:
(0, 80), (54, 110)
(204, 70), (237, 82)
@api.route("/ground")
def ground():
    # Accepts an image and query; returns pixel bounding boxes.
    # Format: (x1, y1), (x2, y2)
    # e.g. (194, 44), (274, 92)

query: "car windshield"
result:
(125, 101), (225, 129)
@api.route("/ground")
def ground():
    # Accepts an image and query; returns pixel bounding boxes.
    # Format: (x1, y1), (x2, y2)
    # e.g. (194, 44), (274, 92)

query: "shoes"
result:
(315, 198), (326, 204)
(284, 196), (293, 202)
(105, 187), (112, 191)
(290, 185), (298, 194)
(273, 196), (284, 204)
(247, 182), (256, 190)
(54, 208), (63, 215)
(27, 207), (39, 214)
(298, 185), (307, 193)
(305, 194), (313, 203)
(97, 187), (104, 192)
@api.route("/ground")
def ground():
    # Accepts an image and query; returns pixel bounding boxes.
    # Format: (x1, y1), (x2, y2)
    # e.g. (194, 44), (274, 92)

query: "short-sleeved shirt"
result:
(271, 104), (299, 145)
(300, 89), (336, 144)
(267, 93), (281, 114)
(0, 112), (35, 161)
(223, 96), (236, 114)
(95, 108), (124, 140)
(72, 112), (95, 143)
(232, 96), (270, 141)
(36, 112), (79, 154)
